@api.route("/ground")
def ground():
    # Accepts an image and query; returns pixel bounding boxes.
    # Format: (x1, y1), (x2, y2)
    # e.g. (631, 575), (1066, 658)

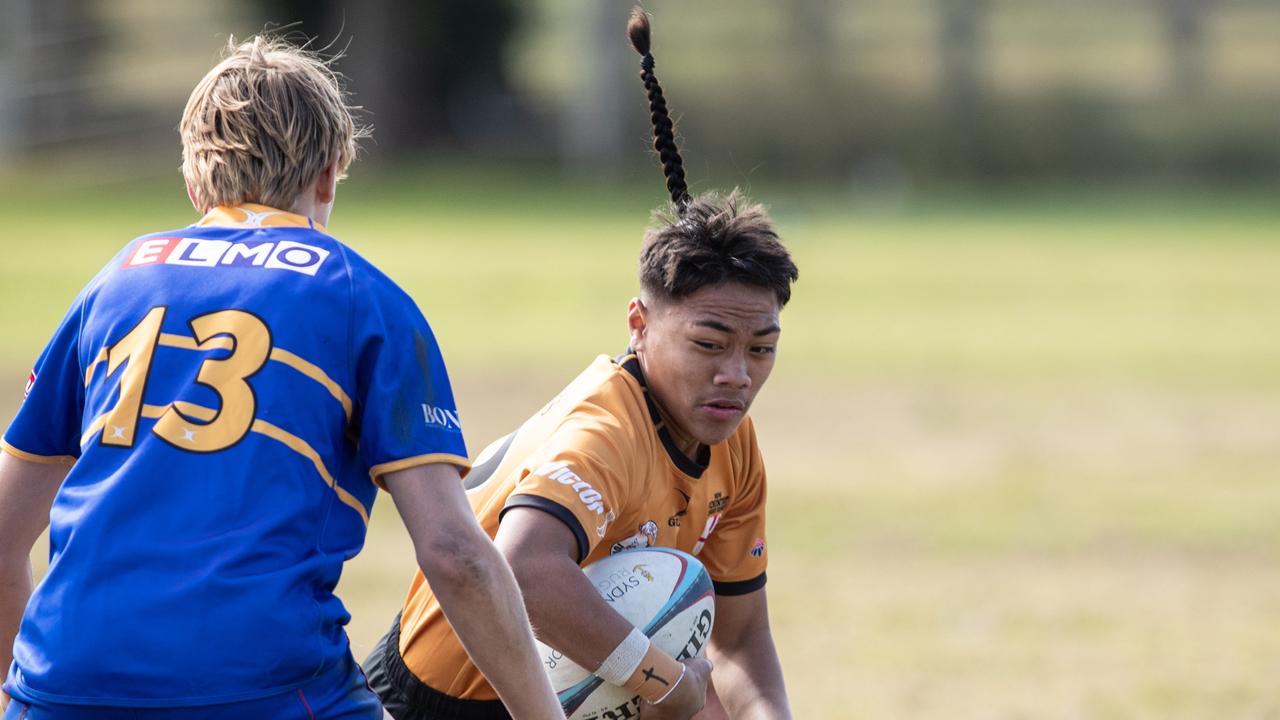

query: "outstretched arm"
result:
(384, 463), (564, 720)
(0, 451), (66, 710)
(707, 588), (791, 719)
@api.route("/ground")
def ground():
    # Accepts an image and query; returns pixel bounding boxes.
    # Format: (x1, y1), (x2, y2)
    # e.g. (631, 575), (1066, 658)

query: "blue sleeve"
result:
(351, 268), (469, 489)
(2, 296), (87, 464)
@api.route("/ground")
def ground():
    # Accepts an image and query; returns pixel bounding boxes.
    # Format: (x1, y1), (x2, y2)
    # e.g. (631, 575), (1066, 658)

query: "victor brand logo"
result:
(23, 370), (35, 399)
(533, 461), (607, 515)
(421, 404), (461, 431)
(123, 237), (330, 276)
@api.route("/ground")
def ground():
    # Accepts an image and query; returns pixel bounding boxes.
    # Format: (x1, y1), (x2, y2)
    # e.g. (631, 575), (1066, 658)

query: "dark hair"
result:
(627, 7), (798, 307)
(639, 190), (798, 307)
(626, 7), (690, 211)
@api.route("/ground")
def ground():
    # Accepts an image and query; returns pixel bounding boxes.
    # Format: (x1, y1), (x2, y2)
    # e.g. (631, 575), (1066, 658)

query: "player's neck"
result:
(652, 400), (701, 460)
(288, 196), (332, 227)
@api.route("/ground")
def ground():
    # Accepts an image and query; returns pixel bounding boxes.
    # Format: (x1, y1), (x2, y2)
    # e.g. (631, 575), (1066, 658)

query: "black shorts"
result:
(362, 614), (511, 720)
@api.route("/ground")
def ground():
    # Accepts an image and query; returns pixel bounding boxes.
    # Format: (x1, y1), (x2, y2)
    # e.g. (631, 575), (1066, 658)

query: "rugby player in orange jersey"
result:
(361, 10), (796, 720)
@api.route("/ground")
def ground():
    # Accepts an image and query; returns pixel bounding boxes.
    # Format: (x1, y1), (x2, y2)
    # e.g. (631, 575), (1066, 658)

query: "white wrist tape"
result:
(596, 628), (650, 686)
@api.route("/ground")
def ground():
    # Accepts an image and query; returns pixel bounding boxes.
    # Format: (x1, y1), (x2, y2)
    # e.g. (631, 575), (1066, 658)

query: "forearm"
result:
(0, 557), (33, 708)
(429, 533), (562, 719)
(387, 464), (562, 719)
(708, 634), (791, 720)
(708, 589), (791, 719)
(0, 452), (64, 710)
(512, 550), (634, 670)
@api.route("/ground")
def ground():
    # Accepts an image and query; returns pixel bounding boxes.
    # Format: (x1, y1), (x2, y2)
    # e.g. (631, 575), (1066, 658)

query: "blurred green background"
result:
(2, 1), (1279, 718)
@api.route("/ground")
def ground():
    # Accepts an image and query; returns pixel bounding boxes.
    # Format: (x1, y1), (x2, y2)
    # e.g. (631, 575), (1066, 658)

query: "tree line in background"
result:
(0, 0), (1275, 182)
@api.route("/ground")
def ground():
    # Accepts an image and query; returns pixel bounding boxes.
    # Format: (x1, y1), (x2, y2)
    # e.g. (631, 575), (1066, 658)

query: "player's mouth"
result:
(699, 399), (745, 421)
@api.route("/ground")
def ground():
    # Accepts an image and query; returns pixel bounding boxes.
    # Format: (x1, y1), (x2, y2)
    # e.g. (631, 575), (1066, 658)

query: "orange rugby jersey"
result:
(397, 352), (769, 700)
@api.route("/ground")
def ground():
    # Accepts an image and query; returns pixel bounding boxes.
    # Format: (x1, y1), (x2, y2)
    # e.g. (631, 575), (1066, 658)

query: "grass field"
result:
(1, 167), (1279, 718)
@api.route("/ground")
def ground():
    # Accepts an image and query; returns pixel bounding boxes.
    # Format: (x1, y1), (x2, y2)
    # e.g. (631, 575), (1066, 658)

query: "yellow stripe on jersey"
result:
(252, 419), (369, 525)
(83, 348), (108, 387)
(368, 453), (473, 490)
(269, 348), (353, 421)
(80, 403), (369, 525)
(144, 402), (213, 421)
(1, 440), (77, 466)
(85, 335), (352, 422)
(159, 333), (234, 352)
(80, 415), (108, 447)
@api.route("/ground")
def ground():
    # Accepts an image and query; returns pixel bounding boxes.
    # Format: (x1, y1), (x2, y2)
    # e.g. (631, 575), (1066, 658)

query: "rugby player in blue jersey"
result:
(0, 37), (563, 720)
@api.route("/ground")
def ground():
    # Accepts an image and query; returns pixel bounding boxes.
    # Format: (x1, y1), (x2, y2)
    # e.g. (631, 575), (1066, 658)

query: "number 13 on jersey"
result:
(96, 306), (272, 453)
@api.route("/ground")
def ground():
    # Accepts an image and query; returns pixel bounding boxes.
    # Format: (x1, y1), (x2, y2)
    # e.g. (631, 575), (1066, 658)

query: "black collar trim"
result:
(614, 351), (710, 479)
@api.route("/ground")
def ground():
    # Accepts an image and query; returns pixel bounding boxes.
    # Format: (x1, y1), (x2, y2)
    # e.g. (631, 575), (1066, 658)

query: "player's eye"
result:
(751, 345), (776, 355)
(692, 340), (720, 351)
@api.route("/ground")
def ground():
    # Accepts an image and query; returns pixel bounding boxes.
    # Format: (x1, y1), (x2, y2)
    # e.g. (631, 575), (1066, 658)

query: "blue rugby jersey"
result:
(1, 204), (469, 706)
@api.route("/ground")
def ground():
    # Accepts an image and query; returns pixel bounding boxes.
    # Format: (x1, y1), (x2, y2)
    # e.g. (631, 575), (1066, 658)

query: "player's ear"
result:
(627, 298), (648, 351)
(314, 160), (340, 204)
(185, 179), (203, 213)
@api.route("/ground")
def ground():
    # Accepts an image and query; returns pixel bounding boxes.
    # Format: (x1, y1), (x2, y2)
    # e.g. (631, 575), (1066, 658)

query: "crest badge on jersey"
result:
(690, 514), (721, 556)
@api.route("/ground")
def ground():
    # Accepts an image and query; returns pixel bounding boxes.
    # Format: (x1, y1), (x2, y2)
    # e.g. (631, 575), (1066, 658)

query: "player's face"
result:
(629, 282), (781, 454)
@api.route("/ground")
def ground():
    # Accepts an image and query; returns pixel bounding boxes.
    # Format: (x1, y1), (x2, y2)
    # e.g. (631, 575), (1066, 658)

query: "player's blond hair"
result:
(180, 35), (367, 212)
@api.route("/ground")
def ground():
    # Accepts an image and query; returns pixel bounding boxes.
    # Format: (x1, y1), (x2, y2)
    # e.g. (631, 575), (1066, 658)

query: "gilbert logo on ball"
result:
(536, 547), (715, 720)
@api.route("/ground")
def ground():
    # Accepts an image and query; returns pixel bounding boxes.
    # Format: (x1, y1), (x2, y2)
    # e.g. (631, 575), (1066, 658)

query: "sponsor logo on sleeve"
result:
(420, 403), (462, 432)
(24, 369), (35, 399)
(122, 237), (329, 276)
(532, 461), (609, 518)
(751, 538), (766, 557)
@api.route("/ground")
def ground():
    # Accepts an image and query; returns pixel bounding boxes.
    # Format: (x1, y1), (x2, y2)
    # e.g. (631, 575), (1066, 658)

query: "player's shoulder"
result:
(337, 241), (424, 311)
(567, 356), (652, 427)
(533, 356), (655, 454)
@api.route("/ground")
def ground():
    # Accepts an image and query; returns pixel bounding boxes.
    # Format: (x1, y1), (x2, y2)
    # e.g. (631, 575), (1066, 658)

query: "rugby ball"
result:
(536, 547), (715, 720)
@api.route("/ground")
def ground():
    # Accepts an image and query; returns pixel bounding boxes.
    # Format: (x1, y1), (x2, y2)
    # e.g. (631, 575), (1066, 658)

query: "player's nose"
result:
(712, 354), (751, 389)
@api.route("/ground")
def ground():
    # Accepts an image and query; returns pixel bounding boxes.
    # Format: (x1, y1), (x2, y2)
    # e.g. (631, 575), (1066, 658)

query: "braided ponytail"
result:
(627, 7), (690, 212)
